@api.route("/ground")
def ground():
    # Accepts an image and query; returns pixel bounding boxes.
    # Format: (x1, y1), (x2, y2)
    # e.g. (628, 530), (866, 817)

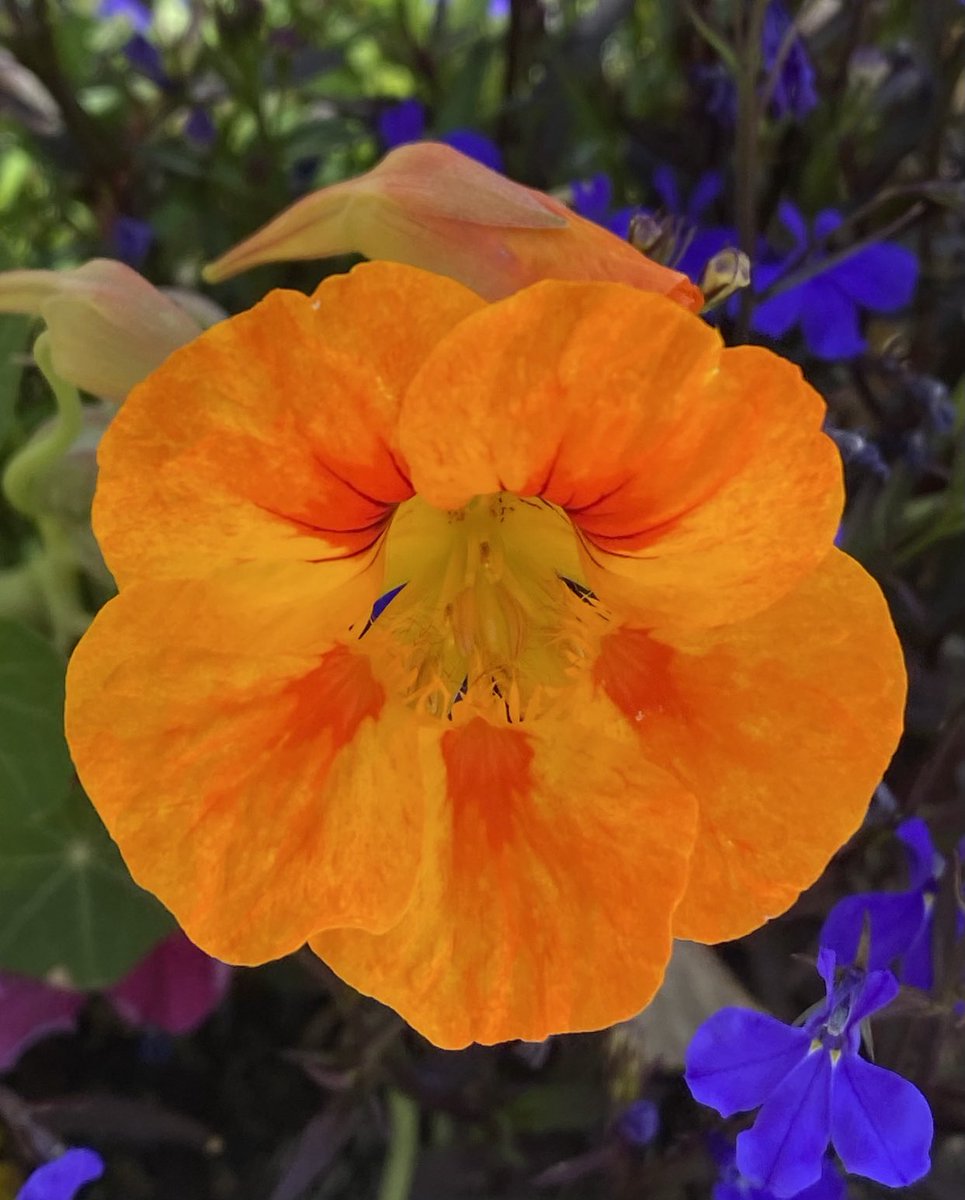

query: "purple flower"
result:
(616, 1098), (660, 1147)
(15, 1149), (104, 1200)
(761, 2), (818, 120)
(820, 818), (955, 990)
(122, 33), (171, 87)
(650, 166), (736, 282)
(569, 173), (634, 238)
(691, 2), (817, 127)
(111, 215), (154, 267)
(750, 202), (918, 359)
(377, 99), (503, 171)
(686, 950), (932, 1197)
(97, 0), (151, 32)
(185, 106), (216, 147)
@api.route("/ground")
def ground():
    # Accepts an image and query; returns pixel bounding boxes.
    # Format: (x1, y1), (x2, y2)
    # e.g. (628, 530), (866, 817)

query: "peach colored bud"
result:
(0, 259), (204, 401)
(203, 143), (702, 310)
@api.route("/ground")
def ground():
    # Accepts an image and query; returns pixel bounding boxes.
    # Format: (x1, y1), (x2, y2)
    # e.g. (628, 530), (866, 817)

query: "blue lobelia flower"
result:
(686, 949), (933, 1198)
(691, 1), (816, 127)
(568, 173), (635, 239)
(750, 201), (919, 360)
(377, 99), (503, 171)
(111, 215), (154, 268)
(122, 33), (172, 88)
(616, 1098), (660, 1148)
(650, 166), (736, 283)
(761, 1), (818, 120)
(820, 818), (961, 991)
(16, 1148), (104, 1200)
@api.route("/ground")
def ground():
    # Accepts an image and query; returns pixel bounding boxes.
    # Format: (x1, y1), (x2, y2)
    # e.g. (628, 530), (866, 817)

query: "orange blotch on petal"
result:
(65, 563), (430, 963)
(313, 694), (697, 1048)
(594, 549), (906, 942)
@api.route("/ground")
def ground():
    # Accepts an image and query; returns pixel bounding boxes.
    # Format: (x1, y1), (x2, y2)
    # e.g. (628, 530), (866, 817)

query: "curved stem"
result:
(377, 1091), (420, 1200)
(3, 332), (83, 520)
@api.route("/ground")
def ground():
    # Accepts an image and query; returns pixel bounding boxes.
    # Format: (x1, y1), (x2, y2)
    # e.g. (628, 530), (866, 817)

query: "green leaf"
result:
(0, 618), (73, 819)
(0, 313), (32, 445)
(0, 785), (173, 987)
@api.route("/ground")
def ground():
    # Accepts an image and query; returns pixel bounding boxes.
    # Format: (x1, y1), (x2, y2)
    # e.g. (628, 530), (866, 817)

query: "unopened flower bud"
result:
(204, 143), (702, 310)
(0, 259), (204, 401)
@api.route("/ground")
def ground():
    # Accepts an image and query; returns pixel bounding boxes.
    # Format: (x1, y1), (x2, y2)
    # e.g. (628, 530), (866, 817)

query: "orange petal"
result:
(0, 259), (202, 401)
(203, 143), (702, 310)
(311, 691), (697, 1048)
(94, 261), (484, 586)
(400, 281), (841, 627)
(65, 562), (435, 963)
(594, 549), (906, 943)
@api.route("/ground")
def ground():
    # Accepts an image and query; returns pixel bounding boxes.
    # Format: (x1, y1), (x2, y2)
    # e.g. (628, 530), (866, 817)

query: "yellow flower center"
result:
(366, 492), (607, 723)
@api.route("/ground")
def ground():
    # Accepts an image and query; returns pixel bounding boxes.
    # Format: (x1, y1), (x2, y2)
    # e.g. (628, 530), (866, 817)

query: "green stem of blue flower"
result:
(377, 1090), (420, 1200)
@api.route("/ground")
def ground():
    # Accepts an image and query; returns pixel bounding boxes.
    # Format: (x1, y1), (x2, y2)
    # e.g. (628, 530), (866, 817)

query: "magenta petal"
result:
(0, 973), (83, 1071)
(107, 933), (231, 1035)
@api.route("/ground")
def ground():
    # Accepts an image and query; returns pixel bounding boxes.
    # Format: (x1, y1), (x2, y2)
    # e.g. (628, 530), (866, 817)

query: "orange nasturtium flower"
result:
(65, 258), (905, 1048)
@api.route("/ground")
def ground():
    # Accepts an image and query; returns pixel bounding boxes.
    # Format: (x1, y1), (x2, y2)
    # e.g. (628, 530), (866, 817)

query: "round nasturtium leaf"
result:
(0, 785), (174, 988)
(0, 618), (73, 820)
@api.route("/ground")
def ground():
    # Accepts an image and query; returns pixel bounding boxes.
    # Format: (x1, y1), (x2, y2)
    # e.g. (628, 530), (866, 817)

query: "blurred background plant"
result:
(0, 0), (964, 1197)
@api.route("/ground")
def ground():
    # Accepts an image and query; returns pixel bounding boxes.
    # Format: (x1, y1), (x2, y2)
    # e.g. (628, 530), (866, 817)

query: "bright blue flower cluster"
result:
(750, 202), (919, 359)
(16, 1149), (104, 1200)
(686, 949), (933, 1198)
(377, 99), (503, 172)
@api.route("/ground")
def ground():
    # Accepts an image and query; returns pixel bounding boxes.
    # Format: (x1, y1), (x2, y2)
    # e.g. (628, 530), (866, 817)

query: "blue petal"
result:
(378, 99), (426, 149)
(736, 1049), (833, 1198)
(792, 1159), (847, 1200)
(897, 818), (939, 890)
(816, 946), (837, 997)
(570, 173), (613, 222)
(820, 891), (928, 972)
(776, 200), (808, 250)
(687, 171), (724, 219)
(813, 209), (844, 241)
(830, 1053), (933, 1186)
(443, 129), (504, 172)
(751, 278), (805, 338)
(900, 908), (935, 990)
(800, 280), (865, 359)
(829, 243), (918, 313)
(16, 1149), (105, 1200)
(651, 165), (680, 213)
(847, 969), (900, 1028)
(685, 1008), (811, 1118)
(606, 206), (635, 240)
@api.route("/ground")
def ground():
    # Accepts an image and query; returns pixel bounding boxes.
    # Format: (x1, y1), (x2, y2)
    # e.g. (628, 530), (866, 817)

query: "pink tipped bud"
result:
(0, 259), (204, 401)
(203, 143), (702, 310)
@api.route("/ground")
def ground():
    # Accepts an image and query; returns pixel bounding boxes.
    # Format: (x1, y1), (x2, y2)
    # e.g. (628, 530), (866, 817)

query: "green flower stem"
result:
(1, 332), (89, 649)
(0, 561), (43, 623)
(2, 333), (84, 520)
(377, 1091), (420, 1200)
